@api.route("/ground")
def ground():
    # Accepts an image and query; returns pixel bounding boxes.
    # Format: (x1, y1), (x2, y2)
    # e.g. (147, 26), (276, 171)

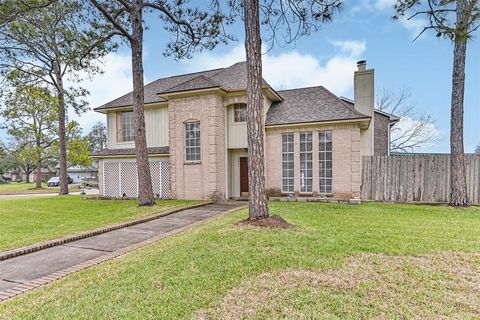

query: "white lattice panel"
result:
(103, 162), (120, 197)
(160, 160), (171, 198)
(120, 162), (138, 197)
(103, 160), (170, 198)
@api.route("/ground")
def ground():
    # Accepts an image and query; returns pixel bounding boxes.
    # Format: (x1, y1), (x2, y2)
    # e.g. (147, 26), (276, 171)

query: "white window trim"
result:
(281, 133), (294, 194)
(299, 132), (313, 193)
(319, 130), (333, 195)
(184, 121), (201, 162)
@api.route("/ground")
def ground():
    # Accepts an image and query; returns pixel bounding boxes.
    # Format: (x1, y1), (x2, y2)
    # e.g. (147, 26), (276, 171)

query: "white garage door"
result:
(103, 160), (171, 198)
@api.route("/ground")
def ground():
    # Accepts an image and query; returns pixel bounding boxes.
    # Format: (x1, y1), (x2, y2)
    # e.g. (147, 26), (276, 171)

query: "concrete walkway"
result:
(0, 202), (244, 298)
(0, 188), (99, 199)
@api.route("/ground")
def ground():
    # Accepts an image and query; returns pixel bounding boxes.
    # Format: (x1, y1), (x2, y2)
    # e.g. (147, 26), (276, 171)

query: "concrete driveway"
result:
(0, 202), (244, 299)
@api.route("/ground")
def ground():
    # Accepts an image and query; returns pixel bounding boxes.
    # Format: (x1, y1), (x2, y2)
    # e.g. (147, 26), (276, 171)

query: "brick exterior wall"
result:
(168, 94), (226, 200)
(374, 112), (390, 156)
(265, 124), (362, 199)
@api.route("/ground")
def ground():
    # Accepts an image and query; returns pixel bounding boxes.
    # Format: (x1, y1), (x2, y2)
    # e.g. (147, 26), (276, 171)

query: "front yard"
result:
(0, 196), (200, 251)
(0, 182), (81, 194)
(1, 202), (479, 319)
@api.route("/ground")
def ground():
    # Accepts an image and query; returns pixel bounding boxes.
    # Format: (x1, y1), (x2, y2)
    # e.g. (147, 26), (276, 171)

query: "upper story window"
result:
(233, 104), (247, 123)
(121, 111), (134, 142)
(185, 121), (201, 161)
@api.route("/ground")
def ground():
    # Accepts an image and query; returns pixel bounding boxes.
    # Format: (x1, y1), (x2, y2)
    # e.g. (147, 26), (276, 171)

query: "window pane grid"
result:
(281, 133), (294, 193)
(233, 104), (247, 122)
(300, 132), (313, 192)
(122, 112), (134, 142)
(319, 131), (333, 194)
(185, 122), (201, 161)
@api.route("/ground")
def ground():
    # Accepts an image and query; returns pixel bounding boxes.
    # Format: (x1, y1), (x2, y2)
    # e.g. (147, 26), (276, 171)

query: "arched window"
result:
(184, 121), (201, 161)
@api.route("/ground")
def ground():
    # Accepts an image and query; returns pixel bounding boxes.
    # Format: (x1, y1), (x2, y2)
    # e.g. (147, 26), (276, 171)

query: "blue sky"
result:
(73, 0), (478, 153)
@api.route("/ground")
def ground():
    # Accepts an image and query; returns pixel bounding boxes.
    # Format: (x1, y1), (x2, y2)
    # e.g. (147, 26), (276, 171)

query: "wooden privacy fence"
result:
(361, 155), (480, 204)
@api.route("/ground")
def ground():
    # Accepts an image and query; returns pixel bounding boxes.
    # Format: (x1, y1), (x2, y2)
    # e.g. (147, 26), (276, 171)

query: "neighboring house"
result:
(55, 164), (99, 183)
(4, 167), (55, 183)
(92, 60), (398, 200)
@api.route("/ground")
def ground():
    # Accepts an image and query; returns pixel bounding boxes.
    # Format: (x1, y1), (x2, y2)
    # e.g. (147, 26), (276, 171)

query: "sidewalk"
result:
(0, 202), (245, 302)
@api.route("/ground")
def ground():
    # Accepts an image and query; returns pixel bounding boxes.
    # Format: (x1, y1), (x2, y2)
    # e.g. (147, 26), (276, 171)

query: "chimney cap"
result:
(357, 60), (367, 71)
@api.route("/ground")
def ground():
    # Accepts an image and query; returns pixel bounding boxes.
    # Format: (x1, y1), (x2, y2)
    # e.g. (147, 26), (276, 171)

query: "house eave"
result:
(91, 153), (169, 159)
(265, 117), (371, 129)
(94, 101), (168, 114)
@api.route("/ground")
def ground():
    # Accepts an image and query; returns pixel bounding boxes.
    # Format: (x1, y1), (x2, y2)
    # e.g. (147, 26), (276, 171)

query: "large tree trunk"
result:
(450, 0), (468, 207)
(54, 63), (69, 195)
(35, 138), (42, 189)
(131, 0), (155, 206)
(35, 160), (42, 189)
(244, 0), (269, 220)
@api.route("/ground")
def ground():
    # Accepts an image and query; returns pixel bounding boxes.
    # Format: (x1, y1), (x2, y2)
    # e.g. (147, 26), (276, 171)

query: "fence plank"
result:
(361, 155), (480, 204)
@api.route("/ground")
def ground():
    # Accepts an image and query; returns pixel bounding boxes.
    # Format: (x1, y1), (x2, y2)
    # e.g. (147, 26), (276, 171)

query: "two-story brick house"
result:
(91, 60), (398, 200)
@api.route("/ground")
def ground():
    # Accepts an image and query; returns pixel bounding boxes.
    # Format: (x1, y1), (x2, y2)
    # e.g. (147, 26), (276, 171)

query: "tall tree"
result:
(0, 0), (117, 195)
(87, 0), (232, 206)
(394, 0), (479, 206)
(376, 87), (438, 152)
(64, 122), (94, 168)
(0, 84), (58, 188)
(87, 122), (107, 152)
(0, 0), (54, 27)
(234, 0), (342, 220)
(7, 142), (37, 183)
(475, 144), (480, 154)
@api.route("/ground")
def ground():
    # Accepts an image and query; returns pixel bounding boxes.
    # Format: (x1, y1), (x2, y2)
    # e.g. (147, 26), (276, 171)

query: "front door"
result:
(240, 157), (249, 196)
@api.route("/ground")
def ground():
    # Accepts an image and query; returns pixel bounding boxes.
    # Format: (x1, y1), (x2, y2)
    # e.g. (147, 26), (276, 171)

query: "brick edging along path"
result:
(0, 203), (247, 303)
(0, 201), (213, 261)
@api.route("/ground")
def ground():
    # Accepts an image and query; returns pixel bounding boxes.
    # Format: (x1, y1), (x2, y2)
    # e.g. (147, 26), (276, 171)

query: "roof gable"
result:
(94, 62), (273, 111)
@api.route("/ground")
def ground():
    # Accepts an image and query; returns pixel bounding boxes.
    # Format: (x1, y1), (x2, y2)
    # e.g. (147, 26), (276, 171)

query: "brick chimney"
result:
(354, 60), (375, 156)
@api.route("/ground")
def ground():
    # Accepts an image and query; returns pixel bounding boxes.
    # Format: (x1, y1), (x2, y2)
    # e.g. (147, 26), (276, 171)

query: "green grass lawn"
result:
(1, 202), (480, 319)
(0, 196), (200, 251)
(0, 182), (81, 194)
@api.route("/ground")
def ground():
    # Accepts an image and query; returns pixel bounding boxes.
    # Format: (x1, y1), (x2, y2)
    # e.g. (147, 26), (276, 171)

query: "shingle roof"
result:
(94, 68), (223, 111)
(265, 86), (370, 126)
(94, 62), (270, 111)
(159, 75), (220, 94)
(340, 97), (400, 122)
(91, 146), (169, 157)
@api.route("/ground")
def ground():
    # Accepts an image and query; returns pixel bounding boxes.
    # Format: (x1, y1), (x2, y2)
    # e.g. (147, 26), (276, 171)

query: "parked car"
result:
(1, 176), (12, 182)
(47, 176), (73, 187)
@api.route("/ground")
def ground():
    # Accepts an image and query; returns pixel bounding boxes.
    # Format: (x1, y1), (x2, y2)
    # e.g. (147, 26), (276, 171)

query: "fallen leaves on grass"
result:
(197, 251), (480, 319)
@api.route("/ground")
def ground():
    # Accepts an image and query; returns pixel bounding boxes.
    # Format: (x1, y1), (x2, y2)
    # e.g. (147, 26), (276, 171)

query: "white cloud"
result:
(353, 0), (426, 39)
(373, 0), (396, 10)
(69, 52), (133, 133)
(391, 116), (441, 151)
(182, 40), (366, 96)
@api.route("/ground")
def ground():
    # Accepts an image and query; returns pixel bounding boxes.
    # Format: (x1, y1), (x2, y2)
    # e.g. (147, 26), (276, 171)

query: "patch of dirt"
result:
(196, 252), (480, 320)
(235, 215), (293, 229)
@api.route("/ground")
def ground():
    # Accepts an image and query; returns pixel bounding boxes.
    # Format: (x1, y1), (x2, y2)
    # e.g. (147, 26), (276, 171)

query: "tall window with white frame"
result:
(121, 111), (134, 142)
(281, 133), (294, 193)
(299, 132), (313, 193)
(319, 130), (333, 194)
(185, 121), (201, 161)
